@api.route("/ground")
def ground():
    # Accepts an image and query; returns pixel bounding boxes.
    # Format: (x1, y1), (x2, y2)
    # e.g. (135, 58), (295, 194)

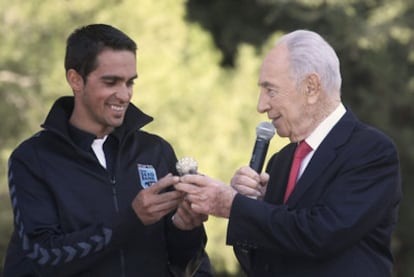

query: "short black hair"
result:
(64, 24), (137, 81)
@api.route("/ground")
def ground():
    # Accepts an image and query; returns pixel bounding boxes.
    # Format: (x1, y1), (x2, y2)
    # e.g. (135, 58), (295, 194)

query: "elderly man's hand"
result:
(230, 166), (269, 200)
(175, 174), (237, 218)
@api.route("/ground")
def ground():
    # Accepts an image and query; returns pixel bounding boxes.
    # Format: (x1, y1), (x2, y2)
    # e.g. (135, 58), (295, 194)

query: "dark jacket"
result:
(4, 96), (207, 277)
(228, 110), (401, 277)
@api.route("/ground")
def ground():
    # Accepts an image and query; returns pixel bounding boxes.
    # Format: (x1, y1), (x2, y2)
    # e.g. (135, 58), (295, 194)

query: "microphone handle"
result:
(235, 136), (270, 270)
(249, 137), (270, 173)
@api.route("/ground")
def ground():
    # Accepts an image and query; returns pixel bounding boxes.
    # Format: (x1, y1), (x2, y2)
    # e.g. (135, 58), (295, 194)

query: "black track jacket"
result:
(3, 96), (206, 277)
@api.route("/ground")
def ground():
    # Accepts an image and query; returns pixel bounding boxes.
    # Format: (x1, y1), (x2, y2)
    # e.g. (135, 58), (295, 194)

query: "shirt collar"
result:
(305, 103), (346, 151)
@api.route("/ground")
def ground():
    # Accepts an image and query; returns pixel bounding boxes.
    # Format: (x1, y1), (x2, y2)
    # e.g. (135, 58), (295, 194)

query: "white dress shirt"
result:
(299, 103), (346, 179)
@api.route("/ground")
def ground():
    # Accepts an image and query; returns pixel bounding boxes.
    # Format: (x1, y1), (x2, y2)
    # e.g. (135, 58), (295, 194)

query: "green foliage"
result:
(1, 0), (413, 276)
(0, 194), (12, 274)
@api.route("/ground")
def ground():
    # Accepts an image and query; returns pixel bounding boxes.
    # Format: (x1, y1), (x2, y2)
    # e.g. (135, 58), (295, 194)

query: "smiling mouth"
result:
(110, 105), (126, 112)
(271, 116), (281, 125)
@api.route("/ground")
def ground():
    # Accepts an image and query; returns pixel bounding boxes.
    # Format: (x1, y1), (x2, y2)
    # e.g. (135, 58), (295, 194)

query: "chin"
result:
(276, 129), (286, 138)
(109, 120), (124, 128)
(111, 115), (125, 125)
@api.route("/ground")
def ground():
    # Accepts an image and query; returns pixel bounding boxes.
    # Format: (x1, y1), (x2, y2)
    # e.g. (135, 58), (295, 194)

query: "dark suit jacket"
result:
(227, 110), (401, 277)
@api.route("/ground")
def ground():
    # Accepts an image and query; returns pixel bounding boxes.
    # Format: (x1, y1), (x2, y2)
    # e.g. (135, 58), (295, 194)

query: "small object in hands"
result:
(176, 157), (198, 176)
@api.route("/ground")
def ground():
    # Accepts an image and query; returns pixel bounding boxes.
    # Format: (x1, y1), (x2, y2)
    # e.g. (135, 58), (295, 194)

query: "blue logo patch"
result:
(137, 164), (158, 189)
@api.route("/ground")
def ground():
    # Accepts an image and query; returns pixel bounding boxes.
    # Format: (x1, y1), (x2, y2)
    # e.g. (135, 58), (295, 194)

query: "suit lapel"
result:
(286, 144), (336, 204)
(264, 143), (296, 204)
(285, 110), (358, 205)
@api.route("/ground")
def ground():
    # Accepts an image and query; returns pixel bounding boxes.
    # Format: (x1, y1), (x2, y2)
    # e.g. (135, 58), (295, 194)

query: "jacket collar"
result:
(41, 96), (153, 143)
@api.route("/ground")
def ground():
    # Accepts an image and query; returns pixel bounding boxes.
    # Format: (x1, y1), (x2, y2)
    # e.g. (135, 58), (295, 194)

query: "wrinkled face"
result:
(257, 44), (311, 142)
(69, 49), (137, 137)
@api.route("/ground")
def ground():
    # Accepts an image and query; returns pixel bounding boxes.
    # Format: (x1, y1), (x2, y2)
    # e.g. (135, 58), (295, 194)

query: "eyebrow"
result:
(101, 74), (138, 82)
(258, 81), (277, 89)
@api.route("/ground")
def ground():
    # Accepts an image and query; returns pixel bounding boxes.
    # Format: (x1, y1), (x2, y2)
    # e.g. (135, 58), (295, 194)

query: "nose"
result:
(116, 84), (132, 102)
(257, 89), (270, 114)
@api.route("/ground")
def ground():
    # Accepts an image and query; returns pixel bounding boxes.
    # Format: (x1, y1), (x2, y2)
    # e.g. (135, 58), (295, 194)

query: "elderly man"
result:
(176, 30), (401, 277)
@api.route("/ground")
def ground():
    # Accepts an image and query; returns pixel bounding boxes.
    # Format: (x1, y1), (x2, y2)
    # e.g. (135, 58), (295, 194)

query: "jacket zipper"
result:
(111, 177), (126, 277)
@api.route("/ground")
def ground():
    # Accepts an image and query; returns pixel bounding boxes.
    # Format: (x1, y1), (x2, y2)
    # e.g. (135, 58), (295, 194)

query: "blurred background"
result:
(0, 0), (413, 276)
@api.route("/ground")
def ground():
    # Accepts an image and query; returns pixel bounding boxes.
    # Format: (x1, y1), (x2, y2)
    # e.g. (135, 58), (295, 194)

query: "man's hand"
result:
(230, 166), (269, 200)
(132, 173), (182, 225)
(174, 174), (237, 218)
(172, 199), (208, 230)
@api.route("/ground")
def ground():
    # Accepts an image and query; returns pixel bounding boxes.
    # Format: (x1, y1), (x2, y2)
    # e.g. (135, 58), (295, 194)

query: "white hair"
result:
(277, 30), (342, 94)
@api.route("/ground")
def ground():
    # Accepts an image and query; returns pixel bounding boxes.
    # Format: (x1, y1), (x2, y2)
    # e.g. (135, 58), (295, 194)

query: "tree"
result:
(4, 0), (412, 275)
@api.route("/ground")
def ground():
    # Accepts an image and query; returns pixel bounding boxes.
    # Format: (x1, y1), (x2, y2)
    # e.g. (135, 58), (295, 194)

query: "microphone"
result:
(235, 122), (275, 269)
(249, 122), (275, 172)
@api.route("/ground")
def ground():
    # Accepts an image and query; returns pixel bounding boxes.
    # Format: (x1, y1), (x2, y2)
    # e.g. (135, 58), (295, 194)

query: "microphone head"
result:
(256, 122), (275, 140)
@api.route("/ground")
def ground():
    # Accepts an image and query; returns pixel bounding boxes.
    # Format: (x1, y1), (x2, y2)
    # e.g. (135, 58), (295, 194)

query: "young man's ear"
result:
(66, 69), (84, 93)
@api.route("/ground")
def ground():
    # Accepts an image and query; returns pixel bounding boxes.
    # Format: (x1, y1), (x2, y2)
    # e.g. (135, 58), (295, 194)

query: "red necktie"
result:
(283, 141), (313, 203)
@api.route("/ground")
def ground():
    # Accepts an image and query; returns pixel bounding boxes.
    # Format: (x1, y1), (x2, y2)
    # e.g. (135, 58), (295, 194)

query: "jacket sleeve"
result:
(7, 144), (146, 276)
(226, 130), (401, 259)
(166, 219), (207, 272)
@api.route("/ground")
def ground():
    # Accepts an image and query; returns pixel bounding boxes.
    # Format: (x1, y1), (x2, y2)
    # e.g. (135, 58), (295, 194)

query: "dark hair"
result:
(64, 24), (137, 81)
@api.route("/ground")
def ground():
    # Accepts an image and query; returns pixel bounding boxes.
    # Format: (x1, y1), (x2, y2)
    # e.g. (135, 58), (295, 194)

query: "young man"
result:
(4, 24), (210, 276)
(176, 30), (401, 276)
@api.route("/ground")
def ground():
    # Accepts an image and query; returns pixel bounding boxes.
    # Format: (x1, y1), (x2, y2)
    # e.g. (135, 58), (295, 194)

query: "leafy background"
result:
(1, 0), (413, 276)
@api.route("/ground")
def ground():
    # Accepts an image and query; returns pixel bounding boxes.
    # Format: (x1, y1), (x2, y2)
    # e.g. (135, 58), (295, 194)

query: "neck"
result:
(69, 114), (113, 139)
(291, 97), (341, 143)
